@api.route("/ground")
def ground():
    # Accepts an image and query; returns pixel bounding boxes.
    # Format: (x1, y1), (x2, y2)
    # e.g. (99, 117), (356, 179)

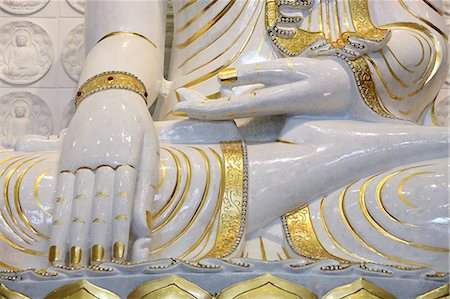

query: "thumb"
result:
(132, 127), (159, 238)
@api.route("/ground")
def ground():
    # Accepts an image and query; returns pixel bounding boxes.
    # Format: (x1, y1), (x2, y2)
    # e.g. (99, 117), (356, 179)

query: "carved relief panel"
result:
(0, 0), (85, 148)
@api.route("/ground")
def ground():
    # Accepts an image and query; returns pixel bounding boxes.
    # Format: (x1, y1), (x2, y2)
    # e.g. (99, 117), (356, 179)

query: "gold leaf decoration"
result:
(127, 275), (212, 299)
(217, 273), (318, 299)
(44, 279), (120, 299)
(0, 284), (30, 299)
(322, 278), (396, 299)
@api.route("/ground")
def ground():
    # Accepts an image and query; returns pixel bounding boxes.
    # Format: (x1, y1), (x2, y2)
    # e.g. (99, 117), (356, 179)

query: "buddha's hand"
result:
(48, 91), (159, 267)
(174, 57), (354, 120)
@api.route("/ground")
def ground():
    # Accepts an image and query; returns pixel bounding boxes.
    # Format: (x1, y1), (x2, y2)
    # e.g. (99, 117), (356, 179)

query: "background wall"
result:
(0, 0), (84, 148)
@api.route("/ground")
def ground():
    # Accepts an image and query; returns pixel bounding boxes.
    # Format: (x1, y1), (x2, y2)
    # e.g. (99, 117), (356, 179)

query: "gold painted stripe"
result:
(277, 252), (284, 261)
(339, 182), (430, 266)
(72, 217), (85, 224)
(365, 55), (404, 101)
(415, 100), (433, 123)
(176, 0), (219, 33)
(178, 0), (249, 69)
(177, 0), (237, 49)
(360, 175), (448, 253)
(256, 27), (266, 57)
(342, 0), (351, 32)
(276, 139), (298, 145)
(188, 147), (225, 260)
(431, 98), (439, 126)
(321, 193), (375, 262)
(398, 0), (448, 42)
(3, 156), (39, 243)
(181, 1), (263, 89)
(157, 161), (166, 189)
(0, 155), (33, 244)
(325, 0), (332, 40)
(169, 147), (213, 259)
(203, 141), (245, 259)
(114, 214), (128, 221)
(379, 51), (409, 88)
(334, 0), (342, 39)
(152, 148), (192, 232)
(400, 90), (437, 116)
(92, 218), (106, 223)
(14, 158), (49, 240)
(319, 0), (324, 33)
(184, 1), (258, 75)
(0, 230), (46, 256)
(97, 31), (157, 48)
(178, 0), (198, 13)
(390, 2), (446, 85)
(259, 236), (267, 261)
(386, 47), (414, 73)
(62, 164), (136, 175)
(413, 34), (426, 67)
(398, 171), (432, 208)
(0, 157), (46, 255)
(153, 148), (182, 220)
(422, 0), (444, 15)
(376, 167), (428, 226)
(95, 192), (108, 198)
(412, 34), (433, 84)
(206, 91), (223, 99)
(34, 169), (52, 218)
(116, 192), (127, 198)
(151, 147), (211, 254)
(307, 13), (312, 32)
(0, 260), (19, 270)
(282, 246), (292, 259)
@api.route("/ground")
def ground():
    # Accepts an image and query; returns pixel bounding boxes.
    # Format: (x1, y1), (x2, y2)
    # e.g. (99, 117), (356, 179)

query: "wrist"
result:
(75, 71), (149, 108)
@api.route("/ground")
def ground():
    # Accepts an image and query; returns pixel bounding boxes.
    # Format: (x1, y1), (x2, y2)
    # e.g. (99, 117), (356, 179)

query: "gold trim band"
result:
(75, 71), (148, 108)
(203, 140), (248, 258)
(282, 205), (344, 261)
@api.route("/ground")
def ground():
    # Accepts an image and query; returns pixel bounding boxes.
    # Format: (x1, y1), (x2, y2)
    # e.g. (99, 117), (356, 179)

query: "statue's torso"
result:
(155, 0), (448, 124)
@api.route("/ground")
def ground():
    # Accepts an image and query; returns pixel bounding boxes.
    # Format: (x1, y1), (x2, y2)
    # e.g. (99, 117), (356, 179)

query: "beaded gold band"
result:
(75, 71), (148, 108)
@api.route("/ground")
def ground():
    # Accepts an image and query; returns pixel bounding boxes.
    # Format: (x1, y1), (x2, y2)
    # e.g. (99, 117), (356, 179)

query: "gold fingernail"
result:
(49, 246), (59, 263)
(146, 210), (152, 230)
(70, 246), (82, 265)
(172, 112), (188, 117)
(91, 244), (104, 262)
(218, 68), (238, 84)
(113, 241), (125, 259)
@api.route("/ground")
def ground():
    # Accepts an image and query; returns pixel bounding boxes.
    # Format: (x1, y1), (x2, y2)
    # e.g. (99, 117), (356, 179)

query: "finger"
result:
(68, 169), (95, 267)
(89, 166), (115, 264)
(48, 172), (75, 266)
(132, 131), (159, 239)
(176, 88), (207, 104)
(176, 85), (285, 120)
(111, 165), (137, 261)
(217, 61), (306, 89)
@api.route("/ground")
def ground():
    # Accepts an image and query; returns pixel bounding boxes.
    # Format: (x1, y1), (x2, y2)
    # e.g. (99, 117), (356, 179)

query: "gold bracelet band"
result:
(75, 71), (148, 108)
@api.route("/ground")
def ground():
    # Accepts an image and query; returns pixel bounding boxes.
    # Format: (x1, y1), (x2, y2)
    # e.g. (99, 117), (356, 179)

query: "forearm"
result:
(80, 0), (167, 108)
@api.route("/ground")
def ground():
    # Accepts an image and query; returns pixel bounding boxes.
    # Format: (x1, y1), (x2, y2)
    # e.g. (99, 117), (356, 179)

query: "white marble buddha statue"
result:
(0, 0), (448, 274)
